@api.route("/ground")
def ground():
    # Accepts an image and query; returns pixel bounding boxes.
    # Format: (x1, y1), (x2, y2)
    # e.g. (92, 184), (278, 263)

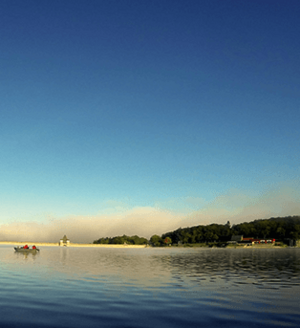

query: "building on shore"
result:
(59, 235), (70, 246)
(227, 235), (244, 244)
(228, 235), (276, 246)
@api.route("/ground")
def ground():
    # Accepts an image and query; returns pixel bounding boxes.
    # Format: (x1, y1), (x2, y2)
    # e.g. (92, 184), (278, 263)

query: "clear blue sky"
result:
(0, 0), (299, 233)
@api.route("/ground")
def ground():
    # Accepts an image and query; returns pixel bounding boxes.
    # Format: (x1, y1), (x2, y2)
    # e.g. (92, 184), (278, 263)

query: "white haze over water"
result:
(1, 184), (299, 243)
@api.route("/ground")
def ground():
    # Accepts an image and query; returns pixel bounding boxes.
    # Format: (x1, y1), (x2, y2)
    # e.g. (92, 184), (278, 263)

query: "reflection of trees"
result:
(168, 249), (300, 287)
(5, 247), (300, 291)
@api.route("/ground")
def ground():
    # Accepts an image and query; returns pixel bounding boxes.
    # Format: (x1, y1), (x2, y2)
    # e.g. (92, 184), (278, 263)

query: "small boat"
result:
(14, 247), (40, 253)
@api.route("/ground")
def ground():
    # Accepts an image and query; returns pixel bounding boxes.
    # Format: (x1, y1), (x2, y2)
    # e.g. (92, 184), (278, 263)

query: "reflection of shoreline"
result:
(0, 241), (147, 248)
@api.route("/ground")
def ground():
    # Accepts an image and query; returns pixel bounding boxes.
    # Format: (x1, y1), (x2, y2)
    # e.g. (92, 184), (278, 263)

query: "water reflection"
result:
(1, 246), (300, 328)
(164, 249), (300, 288)
(14, 251), (40, 260)
(3, 247), (300, 290)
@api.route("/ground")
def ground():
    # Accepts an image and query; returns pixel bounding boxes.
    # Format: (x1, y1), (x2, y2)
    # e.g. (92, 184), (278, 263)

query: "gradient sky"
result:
(1, 1), (299, 241)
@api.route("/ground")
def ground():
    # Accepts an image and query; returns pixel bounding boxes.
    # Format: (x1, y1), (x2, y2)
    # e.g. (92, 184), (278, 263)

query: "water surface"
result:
(1, 246), (299, 327)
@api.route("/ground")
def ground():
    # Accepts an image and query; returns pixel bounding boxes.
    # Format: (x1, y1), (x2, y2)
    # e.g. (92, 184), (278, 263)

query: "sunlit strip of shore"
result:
(69, 243), (147, 248)
(0, 241), (147, 248)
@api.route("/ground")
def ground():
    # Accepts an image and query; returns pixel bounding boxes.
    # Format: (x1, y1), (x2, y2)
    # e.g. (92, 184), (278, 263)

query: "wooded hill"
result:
(151, 216), (300, 246)
(92, 216), (300, 246)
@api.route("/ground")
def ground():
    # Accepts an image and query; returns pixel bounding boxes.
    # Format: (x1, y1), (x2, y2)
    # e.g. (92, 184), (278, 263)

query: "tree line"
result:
(157, 216), (300, 246)
(93, 234), (148, 245)
(93, 216), (300, 246)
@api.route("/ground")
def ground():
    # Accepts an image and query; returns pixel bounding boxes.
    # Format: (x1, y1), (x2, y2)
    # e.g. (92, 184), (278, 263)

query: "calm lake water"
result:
(0, 246), (300, 328)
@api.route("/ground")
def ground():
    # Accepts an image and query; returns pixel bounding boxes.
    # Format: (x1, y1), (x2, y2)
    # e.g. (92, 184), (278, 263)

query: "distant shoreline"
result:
(0, 241), (297, 249)
(0, 241), (147, 248)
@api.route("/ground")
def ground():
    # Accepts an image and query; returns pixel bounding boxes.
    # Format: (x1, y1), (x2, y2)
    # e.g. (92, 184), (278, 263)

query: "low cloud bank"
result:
(1, 184), (299, 243)
(0, 207), (185, 243)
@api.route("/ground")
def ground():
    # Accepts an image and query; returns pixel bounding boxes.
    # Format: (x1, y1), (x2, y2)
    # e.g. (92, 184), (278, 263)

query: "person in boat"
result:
(23, 245), (29, 249)
(32, 245), (36, 250)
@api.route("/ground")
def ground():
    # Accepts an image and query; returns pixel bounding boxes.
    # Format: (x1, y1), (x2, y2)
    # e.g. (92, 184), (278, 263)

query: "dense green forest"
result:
(158, 216), (300, 246)
(93, 216), (300, 246)
(93, 235), (148, 245)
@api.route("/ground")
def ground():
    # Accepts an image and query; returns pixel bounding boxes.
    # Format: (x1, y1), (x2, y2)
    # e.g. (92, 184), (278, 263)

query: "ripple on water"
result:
(0, 247), (300, 327)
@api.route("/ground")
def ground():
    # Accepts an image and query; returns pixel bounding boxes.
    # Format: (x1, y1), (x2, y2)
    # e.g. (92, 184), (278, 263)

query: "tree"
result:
(181, 230), (192, 243)
(164, 237), (172, 245)
(276, 227), (286, 239)
(150, 235), (163, 247)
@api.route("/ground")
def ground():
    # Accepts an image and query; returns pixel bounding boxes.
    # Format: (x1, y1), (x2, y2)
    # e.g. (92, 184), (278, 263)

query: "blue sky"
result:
(0, 1), (299, 241)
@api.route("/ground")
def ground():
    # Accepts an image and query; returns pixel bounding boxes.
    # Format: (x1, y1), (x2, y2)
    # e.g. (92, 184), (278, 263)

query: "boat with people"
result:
(14, 245), (40, 253)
